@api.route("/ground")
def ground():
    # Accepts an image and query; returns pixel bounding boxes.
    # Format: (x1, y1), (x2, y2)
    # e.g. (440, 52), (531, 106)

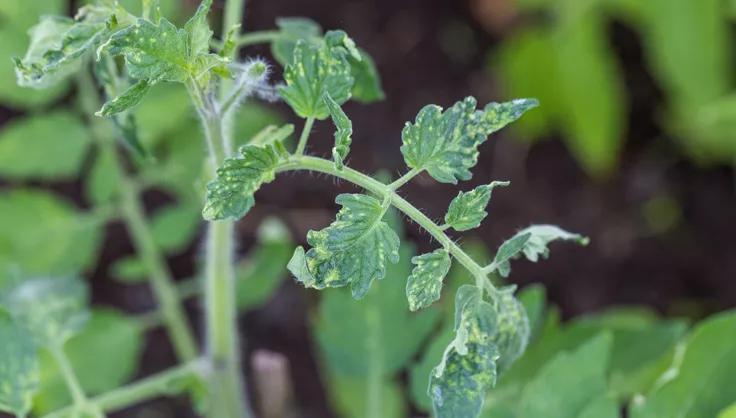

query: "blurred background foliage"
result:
(1, 0), (736, 417)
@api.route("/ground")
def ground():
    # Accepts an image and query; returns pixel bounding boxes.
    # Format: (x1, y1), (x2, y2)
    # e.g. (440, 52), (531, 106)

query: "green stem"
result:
(387, 167), (421, 190)
(294, 116), (315, 156)
(76, 72), (198, 361)
(41, 361), (203, 418)
(277, 156), (493, 291)
(236, 30), (281, 46)
(49, 346), (104, 418)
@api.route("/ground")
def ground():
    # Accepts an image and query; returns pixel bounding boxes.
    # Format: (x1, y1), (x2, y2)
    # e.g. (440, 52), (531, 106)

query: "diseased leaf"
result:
(96, 78), (152, 117)
(323, 92), (353, 169)
(401, 97), (538, 184)
(444, 181), (509, 231)
(202, 143), (286, 221)
(1, 277), (90, 346)
(14, 5), (115, 89)
(0, 312), (39, 417)
(316, 245), (440, 377)
(288, 193), (400, 299)
(278, 31), (355, 119)
(32, 309), (143, 414)
(406, 249), (451, 311)
(429, 287), (499, 418)
(491, 290), (531, 373)
(0, 112), (92, 180)
(492, 225), (588, 278)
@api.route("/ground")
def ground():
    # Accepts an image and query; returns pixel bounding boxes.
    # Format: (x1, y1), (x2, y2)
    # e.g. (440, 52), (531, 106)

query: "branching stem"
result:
(276, 155), (495, 293)
(49, 345), (104, 418)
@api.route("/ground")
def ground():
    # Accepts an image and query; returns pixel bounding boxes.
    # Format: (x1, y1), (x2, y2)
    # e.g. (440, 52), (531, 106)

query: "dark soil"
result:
(2, 0), (735, 417)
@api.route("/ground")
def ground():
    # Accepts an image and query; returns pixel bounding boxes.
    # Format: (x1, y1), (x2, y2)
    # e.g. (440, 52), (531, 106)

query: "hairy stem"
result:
(295, 116), (315, 155)
(76, 72), (198, 361)
(276, 155), (494, 291)
(42, 360), (204, 418)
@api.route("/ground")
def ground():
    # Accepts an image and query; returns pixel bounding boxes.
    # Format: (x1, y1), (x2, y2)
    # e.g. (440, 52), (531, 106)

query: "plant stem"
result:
(76, 72), (198, 361)
(277, 156), (494, 290)
(295, 116), (315, 156)
(42, 360), (203, 418)
(236, 30), (281, 46)
(50, 345), (104, 418)
(387, 167), (421, 190)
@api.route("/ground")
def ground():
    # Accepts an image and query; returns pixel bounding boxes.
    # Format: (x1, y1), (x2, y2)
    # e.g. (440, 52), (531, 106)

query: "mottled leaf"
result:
(278, 31), (355, 119)
(14, 5), (115, 88)
(429, 286), (499, 418)
(444, 181), (509, 231)
(491, 289), (531, 373)
(202, 143), (286, 221)
(316, 245), (439, 377)
(323, 92), (352, 169)
(288, 193), (400, 299)
(0, 112), (92, 180)
(401, 97), (538, 184)
(96, 78), (152, 117)
(492, 225), (588, 278)
(183, 0), (213, 57)
(0, 312), (39, 417)
(1, 277), (90, 346)
(406, 249), (451, 311)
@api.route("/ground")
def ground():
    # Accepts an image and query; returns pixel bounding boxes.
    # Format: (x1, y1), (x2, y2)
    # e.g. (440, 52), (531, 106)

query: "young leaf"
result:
(278, 31), (355, 119)
(401, 97), (538, 184)
(430, 287), (499, 418)
(183, 0), (213, 58)
(492, 225), (588, 278)
(444, 181), (509, 231)
(14, 6), (113, 89)
(0, 112), (92, 180)
(0, 312), (39, 418)
(96, 78), (152, 117)
(323, 92), (353, 169)
(202, 143), (286, 221)
(406, 248), (451, 311)
(1, 277), (90, 346)
(288, 193), (400, 299)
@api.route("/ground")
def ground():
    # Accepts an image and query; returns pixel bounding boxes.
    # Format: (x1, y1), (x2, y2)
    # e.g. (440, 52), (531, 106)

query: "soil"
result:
(2, 0), (735, 417)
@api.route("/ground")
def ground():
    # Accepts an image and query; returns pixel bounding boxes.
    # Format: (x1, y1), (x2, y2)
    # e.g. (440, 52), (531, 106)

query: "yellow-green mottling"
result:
(288, 193), (400, 299)
(323, 92), (353, 169)
(406, 249), (451, 311)
(444, 181), (509, 232)
(400, 97), (538, 184)
(1, 277), (89, 346)
(203, 143), (286, 221)
(429, 293), (499, 418)
(0, 312), (39, 417)
(278, 31), (355, 120)
(490, 289), (530, 373)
